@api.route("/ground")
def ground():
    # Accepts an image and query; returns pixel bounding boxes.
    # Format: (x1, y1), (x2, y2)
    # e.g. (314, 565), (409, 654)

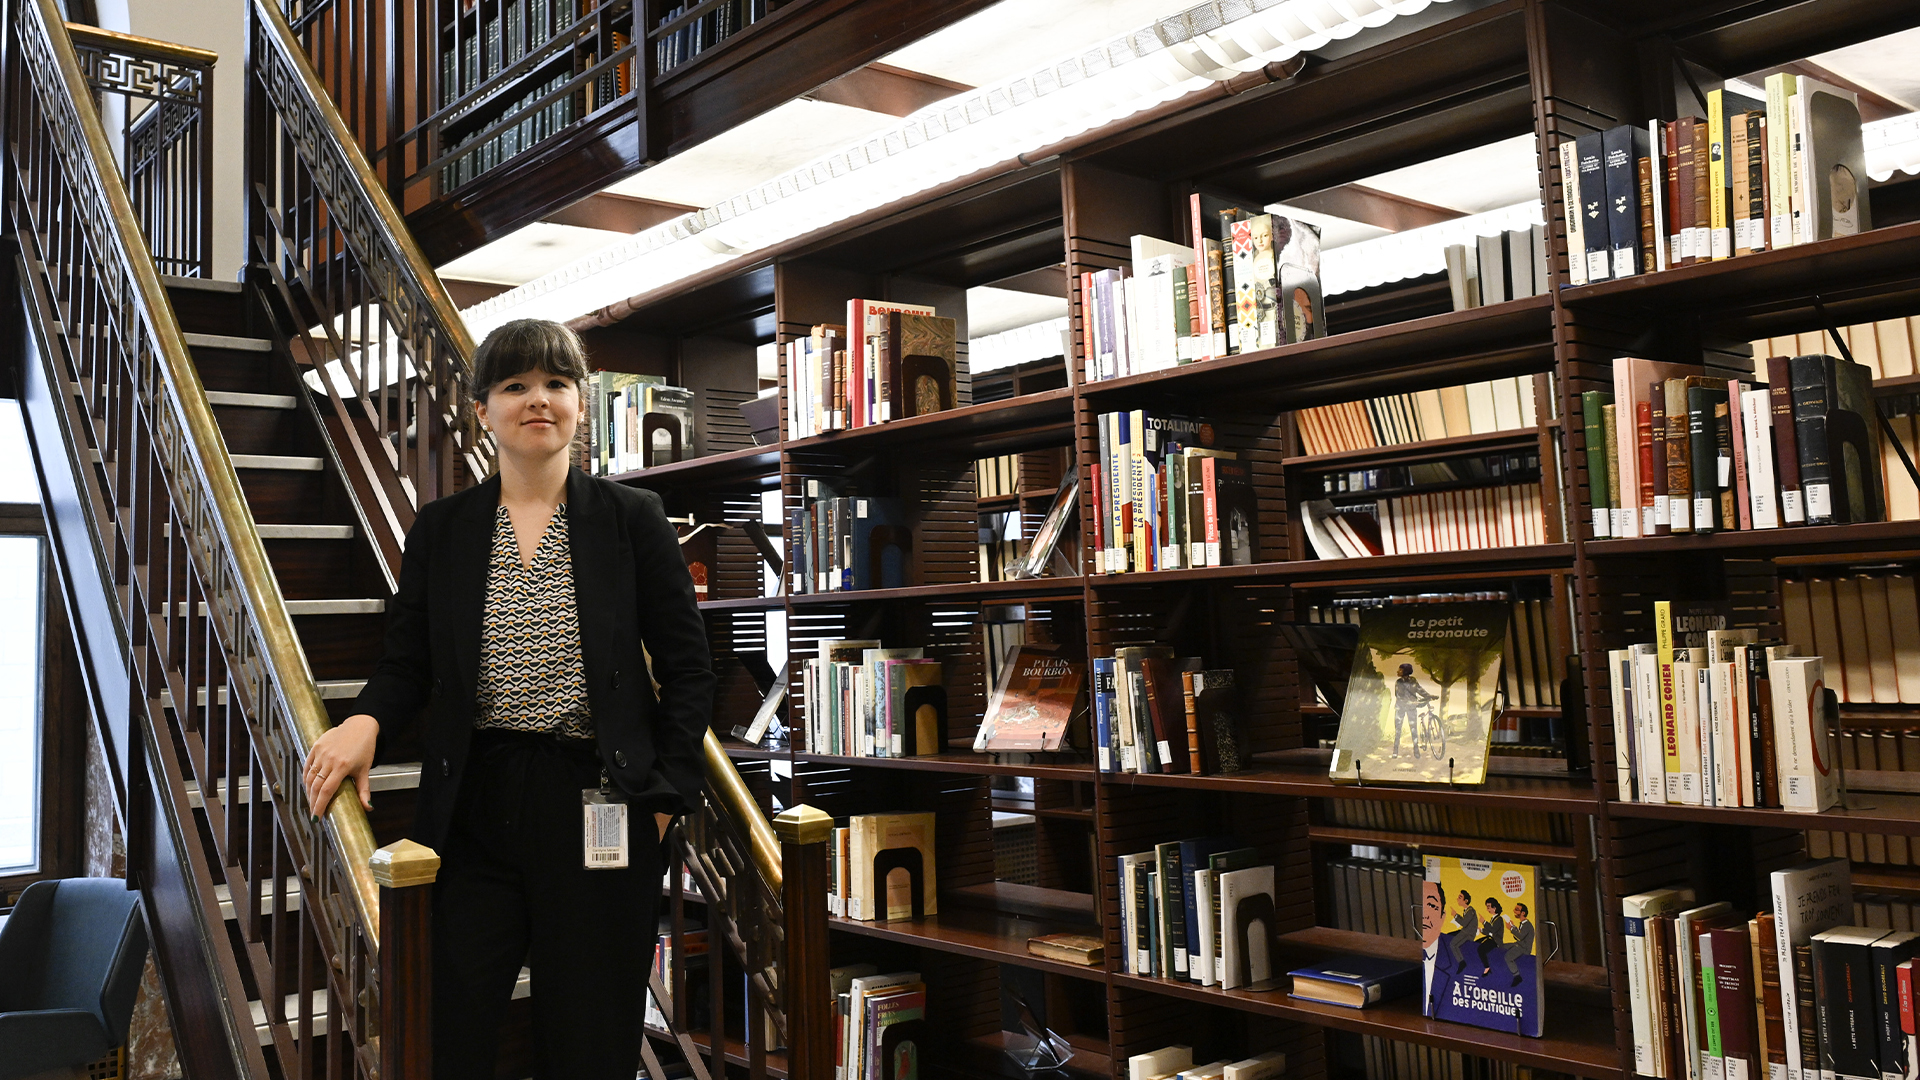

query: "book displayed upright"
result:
(1329, 601), (1510, 785)
(1422, 856), (1545, 1038)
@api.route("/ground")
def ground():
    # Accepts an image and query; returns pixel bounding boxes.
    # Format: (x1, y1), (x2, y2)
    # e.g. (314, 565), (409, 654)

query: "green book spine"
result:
(1582, 390), (1615, 536)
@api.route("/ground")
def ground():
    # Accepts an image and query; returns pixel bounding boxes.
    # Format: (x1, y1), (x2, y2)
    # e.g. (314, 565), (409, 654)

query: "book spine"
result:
(1729, 383), (1751, 530)
(1791, 356), (1836, 525)
(1642, 398), (1661, 535)
(1605, 124), (1644, 278)
(1768, 356), (1806, 524)
(1677, 117), (1699, 265)
(1760, 915), (1790, 1080)
(1640, 150), (1659, 273)
(1561, 137), (1589, 286)
(1666, 120), (1684, 266)
(1578, 131), (1611, 282)
(1690, 385), (1721, 534)
(1629, 909), (1662, 1076)
(1585, 391), (1614, 537)
(1709, 93), (1730, 261)
(1796, 942), (1819, 1080)
(1875, 944), (1909, 1080)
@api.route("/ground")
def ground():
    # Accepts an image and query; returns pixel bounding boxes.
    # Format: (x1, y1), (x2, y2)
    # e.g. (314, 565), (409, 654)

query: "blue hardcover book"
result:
(1091, 658), (1116, 772)
(1178, 837), (1233, 982)
(1288, 955), (1422, 1009)
(848, 496), (911, 590)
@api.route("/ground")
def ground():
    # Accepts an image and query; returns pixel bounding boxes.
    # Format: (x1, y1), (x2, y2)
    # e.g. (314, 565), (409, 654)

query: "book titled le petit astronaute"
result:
(1328, 601), (1510, 785)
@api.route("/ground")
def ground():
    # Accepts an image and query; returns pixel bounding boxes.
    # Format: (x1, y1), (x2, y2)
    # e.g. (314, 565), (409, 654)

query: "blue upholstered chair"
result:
(0, 878), (149, 1080)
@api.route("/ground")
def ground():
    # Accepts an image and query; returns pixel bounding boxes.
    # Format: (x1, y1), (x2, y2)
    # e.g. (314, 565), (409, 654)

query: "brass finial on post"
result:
(372, 839), (438, 1078)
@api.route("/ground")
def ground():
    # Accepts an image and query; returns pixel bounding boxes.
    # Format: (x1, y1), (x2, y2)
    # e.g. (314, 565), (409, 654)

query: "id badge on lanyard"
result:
(583, 769), (628, 869)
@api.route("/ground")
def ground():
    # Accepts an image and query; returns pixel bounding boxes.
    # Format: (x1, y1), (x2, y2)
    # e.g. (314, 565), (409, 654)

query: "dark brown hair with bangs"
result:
(469, 319), (591, 405)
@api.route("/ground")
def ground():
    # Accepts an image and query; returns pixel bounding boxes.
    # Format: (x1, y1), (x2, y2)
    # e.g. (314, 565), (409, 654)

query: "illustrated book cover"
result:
(975, 647), (1086, 752)
(1421, 856), (1545, 1037)
(1328, 601), (1510, 785)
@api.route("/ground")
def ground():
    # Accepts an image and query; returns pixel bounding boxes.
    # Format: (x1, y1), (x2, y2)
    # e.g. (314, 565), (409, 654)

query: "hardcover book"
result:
(1288, 955), (1422, 1009)
(1328, 601), (1510, 785)
(890, 311), (958, 420)
(974, 648), (1085, 752)
(1421, 857), (1544, 1037)
(845, 813), (937, 922)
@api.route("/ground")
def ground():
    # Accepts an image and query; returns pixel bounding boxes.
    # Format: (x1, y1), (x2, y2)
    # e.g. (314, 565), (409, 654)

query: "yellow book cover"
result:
(846, 812), (937, 922)
(1328, 601), (1509, 785)
(1656, 600), (1680, 799)
(1421, 856), (1544, 1037)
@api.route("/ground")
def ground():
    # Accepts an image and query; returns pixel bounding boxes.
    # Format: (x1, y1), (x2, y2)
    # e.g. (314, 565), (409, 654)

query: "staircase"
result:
(1, 0), (827, 1077)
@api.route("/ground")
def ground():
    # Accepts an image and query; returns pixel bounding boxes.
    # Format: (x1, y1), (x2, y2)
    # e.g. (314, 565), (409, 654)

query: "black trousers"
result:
(433, 729), (660, 1080)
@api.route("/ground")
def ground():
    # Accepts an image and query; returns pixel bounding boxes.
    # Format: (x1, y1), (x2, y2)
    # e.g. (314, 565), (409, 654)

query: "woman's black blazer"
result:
(351, 468), (715, 851)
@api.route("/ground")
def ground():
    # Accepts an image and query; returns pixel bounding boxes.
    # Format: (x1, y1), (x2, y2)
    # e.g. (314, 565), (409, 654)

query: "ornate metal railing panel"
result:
(246, 0), (490, 576)
(3, 2), (390, 1076)
(679, 784), (786, 1078)
(65, 23), (213, 278)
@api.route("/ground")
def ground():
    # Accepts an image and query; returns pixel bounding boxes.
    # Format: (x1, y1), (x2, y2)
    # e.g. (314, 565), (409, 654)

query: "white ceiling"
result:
(606, 97), (903, 208)
(878, 0), (1208, 89)
(1354, 134), (1541, 218)
(967, 286), (1070, 338)
(438, 221), (631, 286)
(1808, 27), (1920, 112)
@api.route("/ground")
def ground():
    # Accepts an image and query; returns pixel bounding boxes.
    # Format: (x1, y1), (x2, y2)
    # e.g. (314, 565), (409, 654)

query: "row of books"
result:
(1092, 649), (1242, 776)
(798, 640), (945, 759)
(1442, 226), (1551, 311)
(1324, 849), (1594, 965)
(976, 453), (1025, 499)
(783, 305), (961, 440)
(1782, 575), (1920, 704)
(1608, 601), (1837, 812)
(1583, 353), (1889, 539)
(581, 373), (693, 475)
(1301, 479), (1548, 560)
(976, 509), (1022, 583)
(1079, 199), (1325, 383)
(1092, 411), (1256, 573)
(1622, 859), (1914, 1080)
(787, 486), (911, 595)
(1827, 728), (1920, 778)
(1808, 828), (1920, 873)
(1319, 796), (1576, 847)
(1294, 375), (1543, 457)
(653, 0), (765, 75)
(1754, 318), (1920, 382)
(828, 964), (925, 1080)
(1125, 1047), (1285, 1080)
(643, 923), (709, 1031)
(1559, 77), (1868, 288)
(1115, 839), (1274, 989)
(1304, 596), (1563, 712)
(1354, 1034), (1573, 1080)
(1306, 448), (1542, 500)
(822, 812), (937, 922)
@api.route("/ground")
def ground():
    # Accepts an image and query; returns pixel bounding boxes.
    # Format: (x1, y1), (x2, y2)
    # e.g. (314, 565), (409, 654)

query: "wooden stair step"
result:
(230, 454), (325, 471)
(183, 332), (273, 353)
(184, 761), (416, 809)
(205, 390), (298, 410)
(172, 598), (384, 617)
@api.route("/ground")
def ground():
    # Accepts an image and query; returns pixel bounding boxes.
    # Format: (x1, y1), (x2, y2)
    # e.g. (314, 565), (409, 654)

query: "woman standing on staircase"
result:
(299, 318), (715, 1080)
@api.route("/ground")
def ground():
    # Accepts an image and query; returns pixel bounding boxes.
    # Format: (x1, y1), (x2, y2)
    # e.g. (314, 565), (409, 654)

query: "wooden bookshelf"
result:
(574, 1), (1920, 1076)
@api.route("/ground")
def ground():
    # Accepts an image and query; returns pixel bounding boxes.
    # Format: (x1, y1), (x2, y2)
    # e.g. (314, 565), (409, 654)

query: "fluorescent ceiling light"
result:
(462, 0), (1458, 336)
(1866, 111), (1920, 181)
(606, 98), (907, 208)
(438, 221), (630, 286)
(879, 0), (1225, 89)
(968, 285), (1069, 337)
(1320, 199), (1542, 295)
(1355, 133), (1539, 215)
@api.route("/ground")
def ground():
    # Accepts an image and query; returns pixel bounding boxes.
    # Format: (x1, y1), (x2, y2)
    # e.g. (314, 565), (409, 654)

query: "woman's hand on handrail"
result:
(304, 713), (380, 813)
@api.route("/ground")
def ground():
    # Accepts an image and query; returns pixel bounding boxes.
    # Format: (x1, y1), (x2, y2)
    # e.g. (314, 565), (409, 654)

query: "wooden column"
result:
(773, 805), (832, 1080)
(371, 838), (439, 1079)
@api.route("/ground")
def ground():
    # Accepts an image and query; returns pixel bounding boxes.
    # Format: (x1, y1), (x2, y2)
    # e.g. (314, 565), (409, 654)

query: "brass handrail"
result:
(704, 729), (782, 892)
(18, 0), (381, 940)
(249, 0), (473, 359)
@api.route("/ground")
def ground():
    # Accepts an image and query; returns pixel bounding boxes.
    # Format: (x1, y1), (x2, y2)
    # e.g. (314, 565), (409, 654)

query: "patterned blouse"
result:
(473, 504), (594, 740)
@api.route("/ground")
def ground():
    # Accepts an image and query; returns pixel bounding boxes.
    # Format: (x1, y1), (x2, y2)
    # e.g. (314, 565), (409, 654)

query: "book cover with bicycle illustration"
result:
(1327, 601), (1509, 785)
(1420, 856), (1544, 1038)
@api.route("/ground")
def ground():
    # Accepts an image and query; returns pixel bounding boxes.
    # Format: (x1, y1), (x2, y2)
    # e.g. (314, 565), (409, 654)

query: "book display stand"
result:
(581, 2), (1920, 1076)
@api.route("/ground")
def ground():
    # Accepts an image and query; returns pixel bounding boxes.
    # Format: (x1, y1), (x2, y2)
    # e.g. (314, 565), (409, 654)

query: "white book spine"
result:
(1677, 660), (1704, 805)
(1771, 658), (1838, 813)
(1561, 139), (1588, 287)
(1610, 649), (1635, 797)
(1626, 910), (1658, 1075)
(1745, 390), (1780, 529)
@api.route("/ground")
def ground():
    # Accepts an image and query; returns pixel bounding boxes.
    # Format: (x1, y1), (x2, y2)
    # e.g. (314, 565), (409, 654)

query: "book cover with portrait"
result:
(1327, 601), (1509, 785)
(1421, 856), (1544, 1037)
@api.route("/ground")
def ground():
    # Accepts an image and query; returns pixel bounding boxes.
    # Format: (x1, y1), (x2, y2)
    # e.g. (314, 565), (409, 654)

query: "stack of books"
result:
(787, 482), (911, 595)
(438, 0), (580, 190)
(1557, 77), (1869, 287)
(799, 640), (944, 759)
(653, 0), (767, 75)
(1092, 650), (1241, 776)
(1607, 600), (1839, 813)
(825, 964), (926, 1080)
(1582, 353), (1890, 538)
(1092, 410), (1253, 573)
(1300, 465), (1547, 560)
(1621, 861), (1920, 1080)
(578, 372), (699, 475)
(1079, 198), (1325, 382)
(1294, 375), (1542, 456)
(784, 303), (961, 440)
(1115, 838), (1276, 991)
(825, 812), (936, 921)
(1321, 849), (1592, 965)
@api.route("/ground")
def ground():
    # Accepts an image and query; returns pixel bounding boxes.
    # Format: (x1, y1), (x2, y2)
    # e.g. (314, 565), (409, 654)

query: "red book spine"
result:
(1664, 121), (1682, 267)
(1710, 925), (1759, 1080)
(1188, 194), (1214, 362)
(1643, 395), (1665, 535)
(1766, 355), (1804, 525)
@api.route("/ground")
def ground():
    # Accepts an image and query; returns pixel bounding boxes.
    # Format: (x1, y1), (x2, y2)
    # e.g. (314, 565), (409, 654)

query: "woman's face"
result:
(475, 366), (581, 462)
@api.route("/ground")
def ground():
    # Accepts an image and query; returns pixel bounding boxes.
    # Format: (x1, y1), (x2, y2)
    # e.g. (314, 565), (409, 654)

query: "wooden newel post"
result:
(371, 839), (440, 1080)
(774, 805), (832, 1080)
